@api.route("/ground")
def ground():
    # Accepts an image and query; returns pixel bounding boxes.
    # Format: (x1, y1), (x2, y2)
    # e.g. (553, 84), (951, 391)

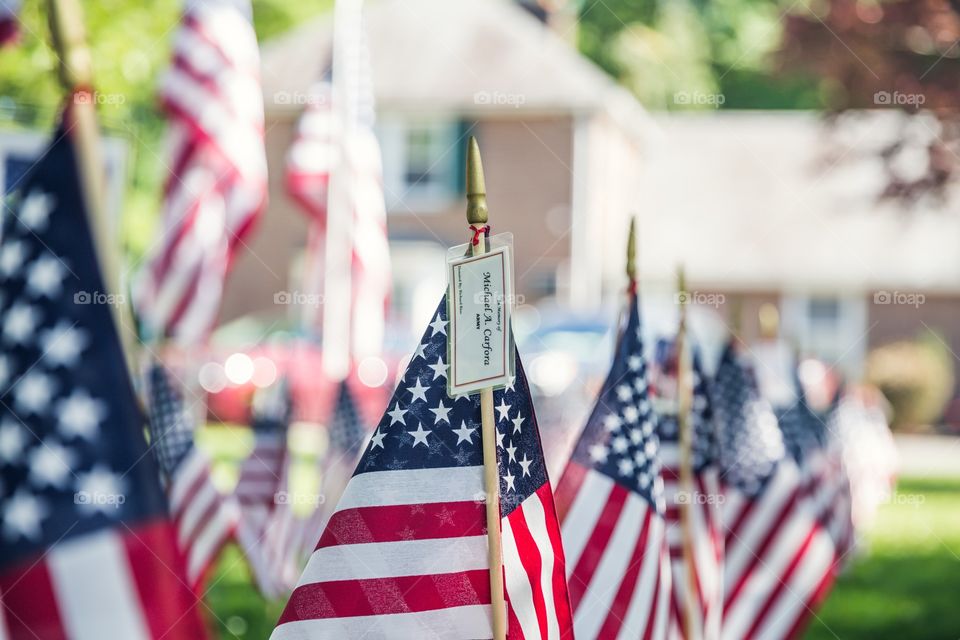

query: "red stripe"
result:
(568, 482), (629, 612)
(170, 461), (208, 521)
(724, 487), (801, 613)
(743, 523), (822, 639)
(553, 461), (588, 524)
(724, 491), (756, 547)
(0, 558), (68, 640)
(317, 501), (486, 549)
(121, 519), (210, 639)
(507, 504), (550, 640)
(641, 550), (665, 640)
(596, 507), (653, 639)
(278, 570), (490, 623)
(783, 557), (837, 640)
(534, 484), (574, 638)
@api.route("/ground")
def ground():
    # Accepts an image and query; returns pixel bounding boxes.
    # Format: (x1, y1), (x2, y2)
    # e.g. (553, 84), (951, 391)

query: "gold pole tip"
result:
(759, 303), (780, 340)
(466, 136), (488, 225)
(626, 216), (636, 282)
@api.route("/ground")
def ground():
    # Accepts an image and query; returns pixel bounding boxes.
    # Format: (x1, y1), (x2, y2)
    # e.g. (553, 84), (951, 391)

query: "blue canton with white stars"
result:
(357, 296), (548, 517)
(0, 123), (166, 570)
(711, 343), (787, 497)
(145, 360), (197, 477)
(569, 297), (662, 510)
(773, 376), (826, 465)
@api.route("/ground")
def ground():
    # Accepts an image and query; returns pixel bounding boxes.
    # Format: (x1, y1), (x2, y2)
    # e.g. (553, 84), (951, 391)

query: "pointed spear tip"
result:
(626, 216), (636, 282)
(676, 264), (686, 294)
(466, 135), (488, 224)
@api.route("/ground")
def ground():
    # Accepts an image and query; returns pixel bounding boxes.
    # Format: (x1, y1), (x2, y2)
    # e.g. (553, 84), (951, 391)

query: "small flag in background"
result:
(0, 0), (20, 47)
(712, 343), (836, 640)
(654, 344), (723, 640)
(145, 359), (239, 592)
(0, 114), (206, 639)
(286, 81), (336, 225)
(271, 297), (573, 640)
(553, 295), (672, 640)
(233, 379), (293, 598)
(134, 0), (267, 345)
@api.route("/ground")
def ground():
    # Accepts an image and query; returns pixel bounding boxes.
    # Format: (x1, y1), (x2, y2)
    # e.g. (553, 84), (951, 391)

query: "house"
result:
(218, 0), (652, 338)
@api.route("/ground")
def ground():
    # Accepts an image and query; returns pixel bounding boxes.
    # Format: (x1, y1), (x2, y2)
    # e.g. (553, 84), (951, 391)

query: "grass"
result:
(803, 477), (960, 640)
(195, 452), (960, 639)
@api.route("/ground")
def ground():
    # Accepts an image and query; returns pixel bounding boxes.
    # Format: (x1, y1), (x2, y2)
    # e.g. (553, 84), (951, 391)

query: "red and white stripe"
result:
(720, 460), (837, 640)
(271, 464), (569, 639)
(660, 445), (723, 640)
(0, 522), (208, 640)
(135, 0), (266, 345)
(167, 447), (239, 591)
(556, 463), (672, 640)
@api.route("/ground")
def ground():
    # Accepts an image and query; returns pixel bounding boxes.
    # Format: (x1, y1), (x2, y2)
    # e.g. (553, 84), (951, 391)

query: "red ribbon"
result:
(469, 224), (490, 246)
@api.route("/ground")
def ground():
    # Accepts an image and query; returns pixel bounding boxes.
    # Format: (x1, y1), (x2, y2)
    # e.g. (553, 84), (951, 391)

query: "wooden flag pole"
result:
(466, 136), (507, 640)
(47, 0), (137, 372)
(675, 266), (700, 640)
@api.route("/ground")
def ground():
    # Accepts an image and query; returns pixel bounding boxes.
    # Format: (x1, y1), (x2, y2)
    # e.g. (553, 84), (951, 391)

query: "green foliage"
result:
(577, 0), (821, 110)
(0, 0), (331, 260)
(866, 331), (955, 431)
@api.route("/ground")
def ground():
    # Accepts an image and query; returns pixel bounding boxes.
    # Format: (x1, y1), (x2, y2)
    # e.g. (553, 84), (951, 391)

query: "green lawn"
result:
(197, 471), (960, 639)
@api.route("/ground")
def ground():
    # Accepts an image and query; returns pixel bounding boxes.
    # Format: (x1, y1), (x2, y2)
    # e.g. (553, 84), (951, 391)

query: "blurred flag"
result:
(134, 0), (267, 345)
(654, 343), (723, 640)
(0, 114), (206, 639)
(553, 295), (671, 640)
(0, 0), (19, 47)
(291, 379), (366, 562)
(145, 359), (239, 591)
(233, 379), (293, 597)
(270, 297), (573, 639)
(712, 343), (836, 640)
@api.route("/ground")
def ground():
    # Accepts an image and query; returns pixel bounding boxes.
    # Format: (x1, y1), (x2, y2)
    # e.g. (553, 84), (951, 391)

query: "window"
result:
(380, 118), (465, 212)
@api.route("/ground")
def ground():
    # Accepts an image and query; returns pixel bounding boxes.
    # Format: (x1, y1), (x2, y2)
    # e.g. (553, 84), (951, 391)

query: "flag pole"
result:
(466, 136), (507, 640)
(47, 0), (136, 372)
(675, 266), (700, 640)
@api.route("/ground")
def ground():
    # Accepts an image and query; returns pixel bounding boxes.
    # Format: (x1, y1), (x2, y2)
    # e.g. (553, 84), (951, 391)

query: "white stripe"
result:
(724, 464), (799, 592)
(168, 448), (207, 511)
(503, 517), (542, 640)
(269, 604), (493, 640)
(335, 466), (483, 510)
(652, 545), (672, 640)
(560, 470), (615, 572)
(177, 479), (219, 546)
(618, 514), (665, 638)
(574, 493), (647, 639)
(187, 497), (238, 581)
(48, 530), (151, 640)
(520, 494), (562, 640)
(296, 536), (488, 585)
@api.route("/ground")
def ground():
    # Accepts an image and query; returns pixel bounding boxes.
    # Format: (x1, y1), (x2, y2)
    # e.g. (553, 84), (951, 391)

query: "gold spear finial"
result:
(47, 0), (94, 90)
(626, 216), (637, 283)
(466, 136), (488, 225)
(759, 302), (780, 340)
(677, 265), (687, 311)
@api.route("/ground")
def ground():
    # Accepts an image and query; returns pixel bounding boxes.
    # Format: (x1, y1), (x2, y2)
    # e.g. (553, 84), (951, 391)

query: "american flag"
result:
(144, 359), (239, 591)
(553, 295), (672, 640)
(653, 343), (723, 640)
(271, 296), (573, 639)
(0, 0), (19, 47)
(290, 379), (367, 562)
(233, 379), (293, 597)
(712, 343), (836, 640)
(0, 116), (207, 639)
(134, 0), (267, 345)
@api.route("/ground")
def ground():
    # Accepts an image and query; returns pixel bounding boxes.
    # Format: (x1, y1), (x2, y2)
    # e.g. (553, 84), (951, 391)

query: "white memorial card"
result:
(446, 235), (515, 396)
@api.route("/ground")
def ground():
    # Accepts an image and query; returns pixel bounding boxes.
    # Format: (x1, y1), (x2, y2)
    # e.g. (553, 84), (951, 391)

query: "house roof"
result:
(636, 111), (960, 294)
(260, 0), (647, 127)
